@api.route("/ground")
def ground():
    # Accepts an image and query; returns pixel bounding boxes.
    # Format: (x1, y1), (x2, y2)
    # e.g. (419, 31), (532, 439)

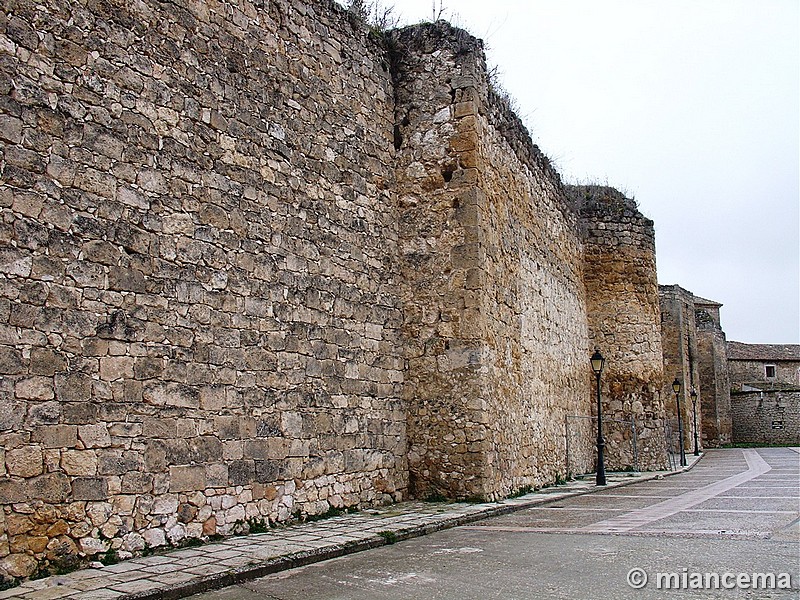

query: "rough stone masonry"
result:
(0, 0), (668, 579)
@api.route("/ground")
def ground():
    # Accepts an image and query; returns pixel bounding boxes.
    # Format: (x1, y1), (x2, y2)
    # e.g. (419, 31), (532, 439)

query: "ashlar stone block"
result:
(15, 376), (54, 400)
(72, 477), (108, 501)
(61, 449), (98, 476)
(31, 425), (78, 448)
(78, 423), (112, 448)
(169, 465), (207, 492)
(7, 451), (42, 484)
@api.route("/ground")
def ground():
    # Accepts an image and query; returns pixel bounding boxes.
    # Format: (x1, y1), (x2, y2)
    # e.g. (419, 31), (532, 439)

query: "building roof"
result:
(692, 295), (722, 307)
(727, 341), (800, 361)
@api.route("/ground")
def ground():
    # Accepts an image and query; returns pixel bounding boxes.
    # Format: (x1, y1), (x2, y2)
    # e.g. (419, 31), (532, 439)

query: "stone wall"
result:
(390, 23), (491, 500)
(728, 359), (800, 389)
(571, 186), (668, 471)
(0, 0), (673, 581)
(726, 343), (798, 446)
(391, 23), (594, 500)
(658, 285), (702, 456)
(694, 298), (731, 446)
(0, 0), (407, 578)
(479, 79), (594, 493)
(731, 392), (800, 445)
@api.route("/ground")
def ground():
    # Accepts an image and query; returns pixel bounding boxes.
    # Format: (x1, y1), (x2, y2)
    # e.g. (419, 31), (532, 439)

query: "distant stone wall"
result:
(695, 301), (731, 446)
(658, 285), (702, 455)
(0, 0), (406, 578)
(731, 392), (800, 445)
(572, 186), (668, 471)
(728, 359), (800, 389)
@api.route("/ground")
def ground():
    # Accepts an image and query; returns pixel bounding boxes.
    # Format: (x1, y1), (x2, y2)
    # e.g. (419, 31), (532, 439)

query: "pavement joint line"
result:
(583, 448), (770, 534)
(5, 457), (705, 600)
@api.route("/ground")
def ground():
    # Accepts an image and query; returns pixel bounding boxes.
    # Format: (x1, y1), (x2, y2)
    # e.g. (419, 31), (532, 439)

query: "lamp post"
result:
(672, 378), (686, 467)
(691, 388), (700, 456)
(591, 349), (606, 486)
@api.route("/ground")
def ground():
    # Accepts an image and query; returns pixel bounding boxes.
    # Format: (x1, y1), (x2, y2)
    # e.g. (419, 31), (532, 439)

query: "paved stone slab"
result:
(583, 448), (771, 533)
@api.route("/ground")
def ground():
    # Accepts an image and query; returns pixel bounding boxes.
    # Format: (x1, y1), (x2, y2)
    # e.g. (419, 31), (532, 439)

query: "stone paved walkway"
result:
(582, 448), (772, 533)
(0, 458), (701, 600)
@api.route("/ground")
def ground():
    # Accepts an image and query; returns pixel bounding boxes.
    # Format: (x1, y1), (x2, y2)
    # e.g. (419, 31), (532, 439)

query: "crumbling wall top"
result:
(389, 21), (565, 199)
(568, 185), (649, 223)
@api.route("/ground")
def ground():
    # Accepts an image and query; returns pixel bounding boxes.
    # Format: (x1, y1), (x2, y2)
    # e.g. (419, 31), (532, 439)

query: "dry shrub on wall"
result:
(344, 0), (401, 31)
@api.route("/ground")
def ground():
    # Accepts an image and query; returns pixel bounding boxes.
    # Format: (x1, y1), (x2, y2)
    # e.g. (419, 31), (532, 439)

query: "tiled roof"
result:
(727, 341), (800, 361)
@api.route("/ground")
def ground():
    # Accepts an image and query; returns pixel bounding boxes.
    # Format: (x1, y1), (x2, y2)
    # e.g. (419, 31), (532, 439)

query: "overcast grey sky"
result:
(389, 0), (799, 344)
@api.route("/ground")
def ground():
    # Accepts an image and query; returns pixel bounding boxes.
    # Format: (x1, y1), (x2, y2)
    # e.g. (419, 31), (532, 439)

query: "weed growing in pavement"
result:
(378, 530), (398, 545)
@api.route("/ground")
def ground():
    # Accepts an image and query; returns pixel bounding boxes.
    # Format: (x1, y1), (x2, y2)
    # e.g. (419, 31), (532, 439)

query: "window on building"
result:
(765, 365), (776, 378)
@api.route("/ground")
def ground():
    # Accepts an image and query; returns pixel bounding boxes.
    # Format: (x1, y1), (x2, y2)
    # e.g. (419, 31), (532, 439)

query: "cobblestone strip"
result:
(582, 448), (770, 533)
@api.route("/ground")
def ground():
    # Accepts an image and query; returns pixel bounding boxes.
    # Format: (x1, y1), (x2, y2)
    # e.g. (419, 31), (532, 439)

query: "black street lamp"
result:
(672, 378), (687, 467)
(591, 349), (606, 486)
(691, 388), (700, 456)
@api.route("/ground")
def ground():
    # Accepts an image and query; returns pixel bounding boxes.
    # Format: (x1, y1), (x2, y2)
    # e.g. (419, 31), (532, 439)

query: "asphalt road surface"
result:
(192, 447), (800, 599)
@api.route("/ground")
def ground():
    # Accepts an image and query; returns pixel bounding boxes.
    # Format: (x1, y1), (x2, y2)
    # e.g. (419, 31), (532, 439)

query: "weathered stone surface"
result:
(571, 186), (669, 472)
(79, 536), (108, 555)
(0, 0), (680, 581)
(15, 377), (54, 400)
(0, 346), (24, 374)
(28, 473), (71, 503)
(46, 535), (79, 562)
(29, 349), (67, 376)
(0, 553), (37, 578)
(169, 466), (206, 492)
(0, 248), (32, 277)
(152, 495), (179, 516)
(6, 447), (44, 478)
(54, 374), (92, 402)
(0, 479), (25, 504)
(99, 357), (135, 381)
(77, 424), (112, 448)
(31, 425), (78, 449)
(142, 528), (166, 549)
(61, 450), (98, 476)
(71, 477), (108, 501)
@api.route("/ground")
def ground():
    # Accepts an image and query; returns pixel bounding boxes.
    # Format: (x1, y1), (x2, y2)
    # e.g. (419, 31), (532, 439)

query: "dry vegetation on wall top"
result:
(349, 0), (556, 181)
(342, 0), (403, 31)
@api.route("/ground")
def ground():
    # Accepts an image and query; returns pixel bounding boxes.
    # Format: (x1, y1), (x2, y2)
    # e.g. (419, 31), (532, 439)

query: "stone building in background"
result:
(727, 342), (800, 445)
(659, 288), (800, 452)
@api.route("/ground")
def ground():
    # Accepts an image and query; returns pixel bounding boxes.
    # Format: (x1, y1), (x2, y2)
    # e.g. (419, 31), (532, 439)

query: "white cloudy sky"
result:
(385, 0), (799, 344)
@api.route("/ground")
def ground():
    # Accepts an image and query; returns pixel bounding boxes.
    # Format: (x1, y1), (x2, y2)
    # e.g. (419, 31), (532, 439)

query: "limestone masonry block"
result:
(0, 0), (677, 581)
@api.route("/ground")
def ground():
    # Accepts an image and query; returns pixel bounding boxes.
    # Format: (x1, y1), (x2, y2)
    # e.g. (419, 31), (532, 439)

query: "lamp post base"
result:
(596, 439), (606, 486)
